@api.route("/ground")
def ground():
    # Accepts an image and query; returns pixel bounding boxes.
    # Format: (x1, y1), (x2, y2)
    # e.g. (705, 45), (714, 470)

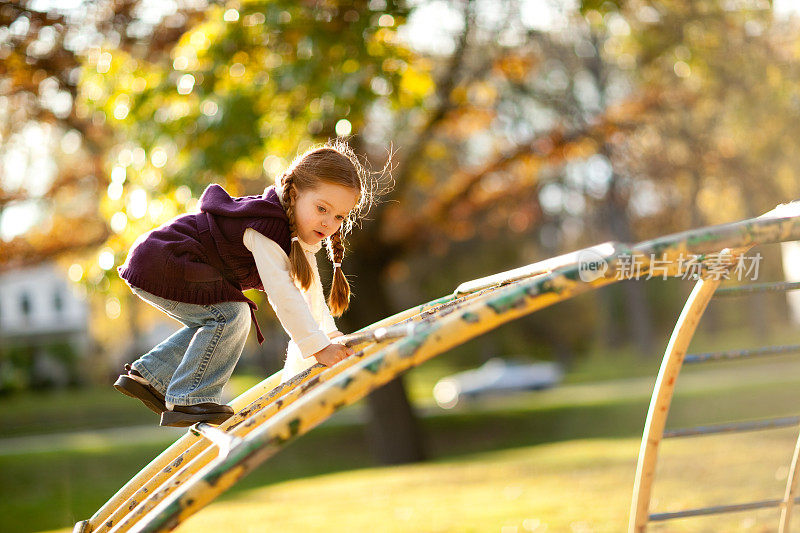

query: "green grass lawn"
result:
(0, 387), (159, 437)
(5, 352), (800, 532)
(174, 431), (796, 533)
(33, 431), (796, 533)
(5, 317), (800, 533)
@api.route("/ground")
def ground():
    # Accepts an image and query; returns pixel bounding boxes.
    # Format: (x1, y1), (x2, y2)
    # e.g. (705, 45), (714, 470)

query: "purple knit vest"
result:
(118, 184), (291, 343)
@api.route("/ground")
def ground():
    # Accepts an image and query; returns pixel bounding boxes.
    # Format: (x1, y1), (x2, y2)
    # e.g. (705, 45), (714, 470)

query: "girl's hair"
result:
(278, 139), (388, 316)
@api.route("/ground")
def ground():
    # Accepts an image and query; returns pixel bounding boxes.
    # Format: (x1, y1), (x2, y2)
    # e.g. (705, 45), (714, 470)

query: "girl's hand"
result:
(313, 343), (354, 367)
(328, 330), (344, 339)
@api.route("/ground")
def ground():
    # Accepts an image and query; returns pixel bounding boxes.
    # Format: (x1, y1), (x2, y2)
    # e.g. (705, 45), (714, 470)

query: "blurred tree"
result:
(0, 2), (107, 266)
(5, 0), (800, 463)
(0, 1), (207, 268)
(588, 1), (800, 339)
(0, 0), (210, 379)
(597, 1), (800, 228)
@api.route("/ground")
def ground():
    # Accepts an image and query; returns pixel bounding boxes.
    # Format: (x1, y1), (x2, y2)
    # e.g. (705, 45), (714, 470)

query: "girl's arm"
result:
(243, 228), (331, 358)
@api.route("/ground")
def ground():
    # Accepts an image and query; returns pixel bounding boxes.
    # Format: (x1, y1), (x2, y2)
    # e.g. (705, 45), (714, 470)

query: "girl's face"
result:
(293, 182), (360, 244)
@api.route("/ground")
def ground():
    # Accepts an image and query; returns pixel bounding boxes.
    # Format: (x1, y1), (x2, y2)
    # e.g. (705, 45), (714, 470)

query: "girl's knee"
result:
(207, 301), (247, 320)
(199, 302), (250, 339)
(231, 301), (250, 317)
(224, 302), (252, 331)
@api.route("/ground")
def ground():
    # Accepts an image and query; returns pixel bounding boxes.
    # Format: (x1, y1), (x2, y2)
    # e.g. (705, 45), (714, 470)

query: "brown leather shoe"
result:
(114, 364), (167, 415)
(160, 403), (234, 427)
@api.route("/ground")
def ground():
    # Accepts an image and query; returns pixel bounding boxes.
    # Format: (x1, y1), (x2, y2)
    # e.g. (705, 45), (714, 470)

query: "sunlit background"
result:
(4, 1), (800, 532)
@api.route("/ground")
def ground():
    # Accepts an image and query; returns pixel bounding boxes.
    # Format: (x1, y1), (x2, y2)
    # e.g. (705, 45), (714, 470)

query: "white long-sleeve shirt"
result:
(242, 228), (337, 381)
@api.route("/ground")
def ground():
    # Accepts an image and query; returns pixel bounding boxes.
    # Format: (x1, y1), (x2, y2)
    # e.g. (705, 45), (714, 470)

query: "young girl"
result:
(114, 141), (373, 427)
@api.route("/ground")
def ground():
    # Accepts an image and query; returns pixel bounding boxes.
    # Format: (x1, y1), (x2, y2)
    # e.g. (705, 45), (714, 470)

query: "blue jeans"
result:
(129, 288), (251, 406)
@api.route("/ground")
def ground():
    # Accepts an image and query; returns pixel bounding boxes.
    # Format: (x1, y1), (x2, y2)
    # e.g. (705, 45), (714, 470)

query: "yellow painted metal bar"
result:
(98, 361), (334, 533)
(89, 371), (284, 530)
(88, 434), (199, 531)
(355, 292), (455, 330)
(127, 259), (633, 531)
(626, 242), (754, 532)
(627, 278), (722, 533)
(347, 238), (575, 336)
(779, 430), (800, 532)
(93, 324), (412, 531)
(107, 342), (388, 533)
(454, 241), (619, 295)
(104, 289), (521, 532)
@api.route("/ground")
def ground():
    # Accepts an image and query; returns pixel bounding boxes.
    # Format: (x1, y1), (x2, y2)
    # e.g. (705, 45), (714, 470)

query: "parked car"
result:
(432, 357), (564, 409)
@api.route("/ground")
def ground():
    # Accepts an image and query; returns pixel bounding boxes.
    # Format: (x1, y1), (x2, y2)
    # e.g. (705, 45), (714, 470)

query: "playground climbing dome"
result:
(73, 202), (800, 533)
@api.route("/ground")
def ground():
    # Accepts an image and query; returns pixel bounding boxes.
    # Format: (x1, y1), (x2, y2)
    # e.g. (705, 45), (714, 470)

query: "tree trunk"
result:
(586, 34), (655, 356)
(740, 193), (771, 341)
(597, 285), (624, 349)
(363, 374), (427, 464)
(620, 279), (655, 356)
(344, 237), (427, 464)
(601, 167), (655, 356)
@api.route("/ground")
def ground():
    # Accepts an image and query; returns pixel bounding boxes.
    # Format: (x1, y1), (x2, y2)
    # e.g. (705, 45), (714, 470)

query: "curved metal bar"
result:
(650, 498), (789, 521)
(664, 416), (800, 439)
(88, 371), (285, 531)
(683, 344), (800, 364)
(128, 254), (624, 532)
(779, 430), (800, 531)
(628, 278), (722, 533)
(453, 241), (620, 295)
(715, 281), (800, 296)
(105, 342), (388, 533)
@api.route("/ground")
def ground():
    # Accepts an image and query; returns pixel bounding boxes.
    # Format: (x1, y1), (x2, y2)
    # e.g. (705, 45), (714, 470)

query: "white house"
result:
(0, 262), (90, 388)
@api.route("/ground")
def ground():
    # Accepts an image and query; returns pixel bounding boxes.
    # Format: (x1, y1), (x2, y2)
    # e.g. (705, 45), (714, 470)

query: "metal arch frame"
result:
(780, 430), (800, 530)
(80, 293), (465, 532)
(80, 282), (521, 532)
(628, 269), (800, 531)
(116, 251), (625, 533)
(628, 277), (723, 532)
(74, 203), (800, 533)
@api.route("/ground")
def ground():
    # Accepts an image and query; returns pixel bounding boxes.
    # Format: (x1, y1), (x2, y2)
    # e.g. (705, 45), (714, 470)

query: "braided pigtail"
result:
(281, 173), (313, 290)
(275, 139), (393, 313)
(325, 229), (350, 316)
